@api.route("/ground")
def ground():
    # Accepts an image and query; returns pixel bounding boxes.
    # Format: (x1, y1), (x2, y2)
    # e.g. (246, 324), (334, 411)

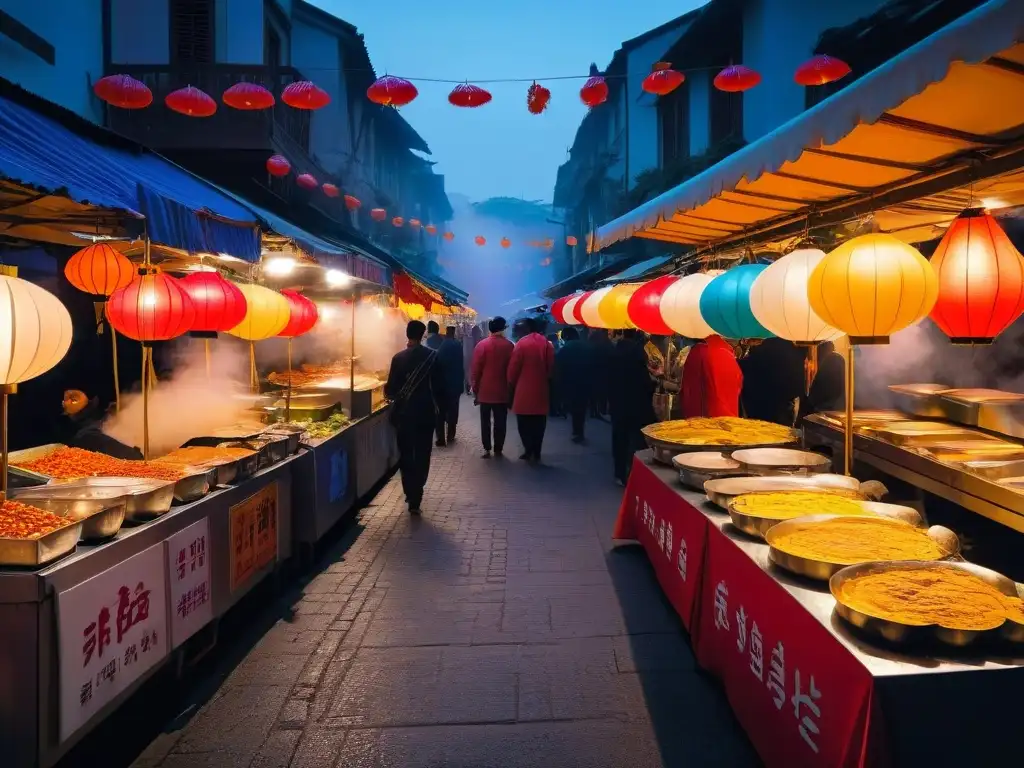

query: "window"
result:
(658, 80), (690, 167)
(170, 0), (214, 65)
(265, 24), (281, 68)
(709, 87), (742, 145)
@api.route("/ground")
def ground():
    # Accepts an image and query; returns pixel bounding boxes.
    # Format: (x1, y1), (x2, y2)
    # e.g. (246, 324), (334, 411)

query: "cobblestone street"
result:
(133, 397), (755, 768)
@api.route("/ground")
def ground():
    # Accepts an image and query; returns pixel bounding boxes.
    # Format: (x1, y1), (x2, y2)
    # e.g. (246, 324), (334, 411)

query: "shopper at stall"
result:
(60, 389), (143, 460)
(587, 328), (614, 419)
(609, 330), (658, 485)
(740, 337), (806, 426)
(508, 317), (555, 463)
(385, 320), (446, 515)
(425, 320), (443, 351)
(680, 334), (743, 418)
(434, 326), (465, 446)
(463, 324), (483, 394)
(554, 326), (592, 443)
(471, 316), (515, 458)
(800, 340), (846, 418)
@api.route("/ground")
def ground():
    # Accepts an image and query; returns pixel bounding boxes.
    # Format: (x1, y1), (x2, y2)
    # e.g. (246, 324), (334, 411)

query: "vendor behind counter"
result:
(61, 390), (142, 460)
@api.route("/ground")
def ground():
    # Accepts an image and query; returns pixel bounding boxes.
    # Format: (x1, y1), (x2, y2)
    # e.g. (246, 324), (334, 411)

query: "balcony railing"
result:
(103, 64), (310, 153)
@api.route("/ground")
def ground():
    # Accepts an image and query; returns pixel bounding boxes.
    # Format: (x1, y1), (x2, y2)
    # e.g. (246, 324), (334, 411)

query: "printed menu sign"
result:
(58, 544), (168, 742)
(166, 518), (212, 648)
(229, 482), (279, 592)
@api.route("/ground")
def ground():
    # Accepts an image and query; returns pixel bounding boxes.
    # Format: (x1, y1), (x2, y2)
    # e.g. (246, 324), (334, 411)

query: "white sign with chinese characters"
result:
(57, 544), (168, 743)
(166, 518), (212, 648)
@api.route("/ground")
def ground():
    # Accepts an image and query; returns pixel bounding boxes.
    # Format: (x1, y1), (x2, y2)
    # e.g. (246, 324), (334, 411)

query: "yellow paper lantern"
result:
(225, 283), (291, 341)
(598, 283), (641, 329)
(561, 294), (583, 325)
(0, 275), (73, 385)
(808, 233), (937, 344)
(660, 270), (724, 338)
(750, 249), (842, 343)
(579, 286), (613, 327)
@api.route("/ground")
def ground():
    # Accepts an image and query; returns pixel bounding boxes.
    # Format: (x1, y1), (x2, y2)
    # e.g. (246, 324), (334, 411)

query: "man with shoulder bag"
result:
(384, 321), (446, 514)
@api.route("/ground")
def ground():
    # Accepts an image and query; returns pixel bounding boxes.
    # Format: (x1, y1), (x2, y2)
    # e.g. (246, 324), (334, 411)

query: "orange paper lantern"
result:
(64, 243), (135, 297)
(500, 237), (511, 248)
(344, 194), (361, 210)
(281, 80), (330, 110)
(443, 232), (455, 242)
(393, 217), (405, 227)
(370, 208), (387, 221)
(474, 236), (486, 246)
(425, 224), (437, 235)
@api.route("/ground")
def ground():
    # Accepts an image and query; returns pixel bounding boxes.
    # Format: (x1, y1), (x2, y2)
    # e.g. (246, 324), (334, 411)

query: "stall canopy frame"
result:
(593, 0), (1024, 254)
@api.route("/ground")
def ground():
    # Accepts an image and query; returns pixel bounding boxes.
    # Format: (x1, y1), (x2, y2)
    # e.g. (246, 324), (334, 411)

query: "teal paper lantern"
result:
(699, 264), (775, 340)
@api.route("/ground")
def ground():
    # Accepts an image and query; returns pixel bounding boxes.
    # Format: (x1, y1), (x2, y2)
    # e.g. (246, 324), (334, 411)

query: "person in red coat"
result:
(680, 334), (743, 418)
(471, 316), (515, 458)
(508, 317), (555, 463)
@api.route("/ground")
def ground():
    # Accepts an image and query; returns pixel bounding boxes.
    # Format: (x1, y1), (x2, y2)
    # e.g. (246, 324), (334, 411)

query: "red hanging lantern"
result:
(540, 258), (552, 267)
(642, 62), (685, 96)
(296, 173), (318, 190)
(93, 74), (152, 109)
(526, 82), (551, 115)
(443, 231), (455, 242)
(322, 183), (340, 198)
(106, 269), (196, 342)
(344, 194), (361, 210)
(370, 208), (387, 221)
(550, 296), (573, 323)
(580, 65), (608, 108)
(281, 80), (330, 110)
(572, 291), (594, 324)
(474, 236), (486, 246)
(179, 272), (247, 335)
(408, 219), (421, 229)
(627, 275), (679, 335)
(222, 82), (275, 110)
(165, 86), (216, 117)
(367, 75), (418, 107)
(425, 224), (437, 235)
(449, 83), (492, 108)
(278, 289), (319, 338)
(393, 217), (404, 227)
(929, 208), (1024, 344)
(266, 154), (291, 177)
(566, 236), (578, 247)
(64, 243), (135, 297)
(794, 55), (851, 87)
(714, 65), (761, 92)
(500, 237), (511, 248)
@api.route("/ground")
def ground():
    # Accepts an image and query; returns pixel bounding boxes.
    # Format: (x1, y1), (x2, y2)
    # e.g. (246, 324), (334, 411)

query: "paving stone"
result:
(251, 729), (301, 768)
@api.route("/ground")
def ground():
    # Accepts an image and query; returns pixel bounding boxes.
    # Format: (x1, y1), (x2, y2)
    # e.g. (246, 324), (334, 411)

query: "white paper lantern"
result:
(660, 270), (724, 338)
(580, 286), (613, 328)
(749, 249), (842, 343)
(0, 275), (73, 385)
(561, 294), (583, 325)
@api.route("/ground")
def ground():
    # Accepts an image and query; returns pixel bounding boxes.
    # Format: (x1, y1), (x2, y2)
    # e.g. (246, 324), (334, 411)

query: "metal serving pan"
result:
(9, 487), (126, 542)
(185, 423), (267, 446)
(643, 434), (800, 465)
(831, 560), (1024, 648)
(888, 383), (951, 418)
(264, 428), (300, 456)
(671, 452), (744, 490)
(49, 477), (175, 522)
(725, 490), (876, 539)
(730, 447), (831, 475)
(765, 510), (952, 581)
(173, 468), (214, 504)
(0, 519), (82, 567)
(704, 474), (861, 509)
(937, 389), (1024, 426)
(242, 433), (290, 468)
(868, 422), (974, 447)
(955, 459), (1024, 481)
(816, 410), (913, 428)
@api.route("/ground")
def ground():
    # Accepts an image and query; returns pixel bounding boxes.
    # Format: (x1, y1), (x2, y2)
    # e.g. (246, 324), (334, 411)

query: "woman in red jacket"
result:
(508, 317), (555, 463)
(680, 334), (743, 418)
(470, 316), (514, 458)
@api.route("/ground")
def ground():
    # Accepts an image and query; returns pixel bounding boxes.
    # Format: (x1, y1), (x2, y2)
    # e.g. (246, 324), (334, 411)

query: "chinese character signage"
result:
(57, 544), (168, 742)
(166, 518), (212, 648)
(613, 458), (709, 631)
(229, 482), (279, 592)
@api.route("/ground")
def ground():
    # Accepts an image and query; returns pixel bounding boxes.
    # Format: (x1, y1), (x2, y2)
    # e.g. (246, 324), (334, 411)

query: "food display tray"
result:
(725, 492), (886, 540)
(264, 428), (301, 456)
(830, 560), (1024, 647)
(888, 384), (951, 419)
(0, 519), (82, 567)
(703, 473), (862, 509)
(730, 447), (831, 475)
(8, 487), (126, 542)
(671, 453), (744, 490)
(642, 433), (799, 465)
(186, 423), (267, 446)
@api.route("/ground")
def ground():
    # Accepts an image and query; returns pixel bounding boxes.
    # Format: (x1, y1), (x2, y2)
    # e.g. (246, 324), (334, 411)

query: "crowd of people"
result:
(385, 313), (845, 514)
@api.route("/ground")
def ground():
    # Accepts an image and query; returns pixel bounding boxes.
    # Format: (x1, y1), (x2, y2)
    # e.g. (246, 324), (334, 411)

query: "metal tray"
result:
(0, 518), (81, 567)
(9, 488), (126, 542)
(888, 384), (951, 418)
(938, 389), (1024, 425)
(831, 560), (1024, 647)
(49, 477), (176, 522)
(173, 469), (214, 504)
(704, 474), (861, 509)
(730, 447), (831, 475)
(725, 490), (877, 539)
(869, 422), (974, 447)
(186, 423), (267, 446)
(242, 434), (290, 468)
(765, 510), (952, 580)
(956, 459), (1024, 481)
(643, 434), (799, 465)
(264, 428), (300, 456)
(671, 452), (744, 490)
(816, 410), (913, 427)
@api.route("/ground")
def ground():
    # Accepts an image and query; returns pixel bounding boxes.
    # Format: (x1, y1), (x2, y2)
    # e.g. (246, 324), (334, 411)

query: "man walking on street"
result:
(436, 325), (464, 446)
(384, 320), (445, 514)
(554, 326), (592, 443)
(471, 316), (514, 458)
(425, 320), (443, 351)
(508, 317), (555, 464)
(609, 329), (657, 485)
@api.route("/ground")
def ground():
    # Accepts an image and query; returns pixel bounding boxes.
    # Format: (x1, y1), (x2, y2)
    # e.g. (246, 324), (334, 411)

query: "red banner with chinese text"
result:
(695, 525), (874, 768)
(614, 457), (709, 633)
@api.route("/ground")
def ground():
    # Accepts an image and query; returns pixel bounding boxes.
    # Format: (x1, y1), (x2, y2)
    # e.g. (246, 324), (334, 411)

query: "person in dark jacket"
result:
(587, 328), (614, 419)
(435, 326), (465, 446)
(800, 340), (846, 418)
(554, 326), (592, 442)
(385, 321), (446, 514)
(740, 337), (806, 426)
(61, 390), (143, 460)
(608, 330), (657, 485)
(424, 320), (443, 351)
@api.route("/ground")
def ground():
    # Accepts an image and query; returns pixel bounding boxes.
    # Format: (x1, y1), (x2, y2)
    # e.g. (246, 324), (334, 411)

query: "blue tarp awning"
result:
(0, 94), (261, 260)
(599, 254), (673, 283)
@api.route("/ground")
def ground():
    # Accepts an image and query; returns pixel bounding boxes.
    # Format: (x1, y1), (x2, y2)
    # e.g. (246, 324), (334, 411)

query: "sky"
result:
(310, 0), (705, 203)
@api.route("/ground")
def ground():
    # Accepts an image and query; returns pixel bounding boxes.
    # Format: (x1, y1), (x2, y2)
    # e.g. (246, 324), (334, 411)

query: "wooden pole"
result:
(844, 347), (855, 476)
(0, 384), (13, 497)
(249, 341), (257, 394)
(111, 323), (121, 412)
(286, 338), (293, 423)
(205, 339), (211, 380)
(142, 346), (150, 461)
(349, 294), (356, 405)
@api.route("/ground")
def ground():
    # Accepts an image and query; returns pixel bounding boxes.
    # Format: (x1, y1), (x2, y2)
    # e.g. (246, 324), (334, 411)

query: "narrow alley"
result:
(130, 399), (755, 768)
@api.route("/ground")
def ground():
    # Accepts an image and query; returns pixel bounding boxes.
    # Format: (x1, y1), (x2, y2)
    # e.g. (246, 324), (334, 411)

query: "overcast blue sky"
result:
(309, 0), (704, 203)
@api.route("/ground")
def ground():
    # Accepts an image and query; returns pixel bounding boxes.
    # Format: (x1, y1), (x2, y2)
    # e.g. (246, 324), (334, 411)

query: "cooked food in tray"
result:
(196, 422), (267, 439)
(770, 516), (948, 566)
(13, 446), (186, 481)
(730, 490), (868, 521)
(643, 417), (797, 446)
(155, 445), (256, 466)
(0, 499), (73, 539)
